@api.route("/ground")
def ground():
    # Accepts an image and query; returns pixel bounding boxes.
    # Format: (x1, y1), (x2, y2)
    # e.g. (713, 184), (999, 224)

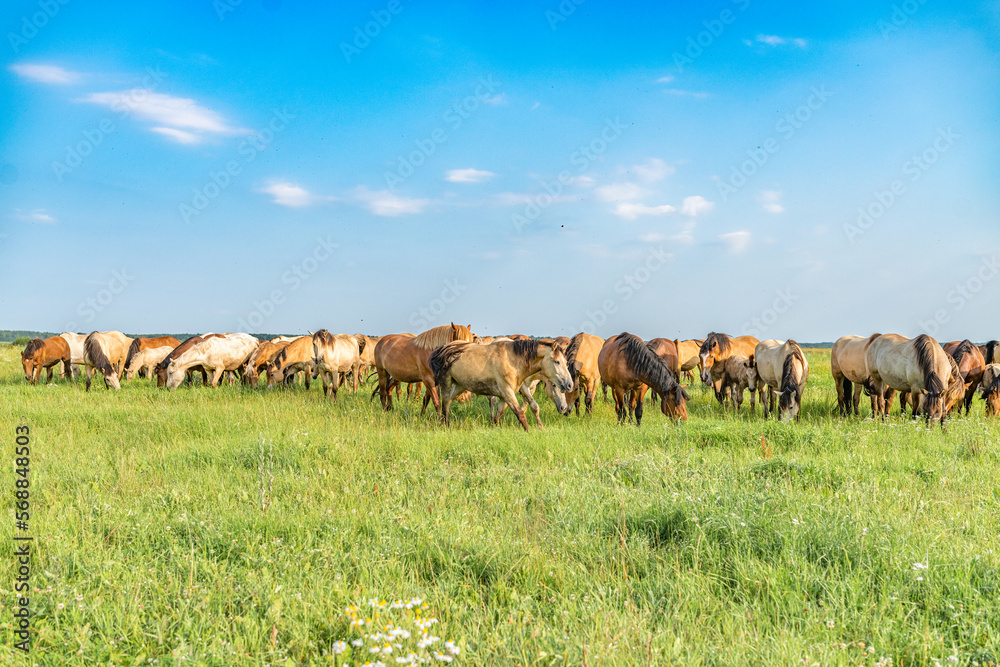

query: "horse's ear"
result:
(451, 322), (457, 331)
(748, 354), (755, 366)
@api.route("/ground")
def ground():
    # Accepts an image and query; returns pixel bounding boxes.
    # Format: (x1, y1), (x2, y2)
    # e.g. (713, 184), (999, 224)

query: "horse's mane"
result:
(355, 335), (367, 354)
(700, 332), (731, 356)
(428, 342), (470, 386)
(617, 332), (678, 395)
(312, 329), (333, 346)
(511, 339), (546, 364)
(22, 338), (43, 359)
(779, 341), (806, 404)
(85, 333), (115, 376)
(913, 334), (944, 398)
(413, 324), (460, 350)
(985, 340), (998, 365)
(565, 334), (584, 381)
(271, 346), (290, 370)
(125, 337), (144, 369)
(950, 340), (978, 379)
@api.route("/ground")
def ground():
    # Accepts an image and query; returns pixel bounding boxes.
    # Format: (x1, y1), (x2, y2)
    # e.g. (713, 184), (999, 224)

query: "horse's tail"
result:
(85, 333), (115, 376)
(986, 340), (998, 365)
(125, 337), (143, 370)
(913, 335), (945, 416)
(565, 334), (583, 382)
(429, 342), (467, 387)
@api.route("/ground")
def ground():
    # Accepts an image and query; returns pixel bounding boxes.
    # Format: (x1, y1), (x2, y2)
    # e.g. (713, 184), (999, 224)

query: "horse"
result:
(124, 336), (181, 380)
(645, 338), (681, 404)
(865, 334), (959, 427)
(374, 323), (475, 414)
(943, 340), (986, 415)
(598, 332), (690, 426)
(244, 339), (290, 385)
(267, 336), (316, 389)
(979, 341), (998, 365)
(429, 338), (573, 431)
(831, 334), (884, 417)
(720, 354), (757, 412)
(480, 338), (571, 426)
(156, 334), (220, 387)
(21, 336), (71, 384)
(562, 332), (604, 416)
(165, 333), (258, 390)
(754, 339), (809, 420)
(979, 364), (1000, 416)
(699, 333), (760, 404)
(84, 331), (131, 391)
(59, 332), (87, 379)
(673, 338), (704, 383)
(312, 330), (361, 399)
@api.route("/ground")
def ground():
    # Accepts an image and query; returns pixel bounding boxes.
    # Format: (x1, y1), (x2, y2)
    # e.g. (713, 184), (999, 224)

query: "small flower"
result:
(913, 562), (928, 570)
(352, 639), (364, 647)
(333, 641), (348, 655)
(826, 620), (835, 628)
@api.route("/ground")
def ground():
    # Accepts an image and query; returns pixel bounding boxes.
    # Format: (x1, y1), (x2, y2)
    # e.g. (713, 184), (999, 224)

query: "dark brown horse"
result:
(374, 323), (475, 414)
(21, 336), (71, 384)
(978, 341), (998, 365)
(598, 332), (689, 426)
(943, 340), (986, 415)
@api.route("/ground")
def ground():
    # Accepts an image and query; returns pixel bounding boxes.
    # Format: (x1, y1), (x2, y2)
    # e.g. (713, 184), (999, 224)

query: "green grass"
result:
(1, 346), (999, 665)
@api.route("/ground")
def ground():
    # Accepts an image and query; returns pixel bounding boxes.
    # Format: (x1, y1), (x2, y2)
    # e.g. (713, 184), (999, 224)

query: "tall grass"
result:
(1, 347), (998, 665)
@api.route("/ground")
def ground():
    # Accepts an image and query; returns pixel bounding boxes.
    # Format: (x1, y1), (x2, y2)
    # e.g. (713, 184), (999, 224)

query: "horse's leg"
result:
(439, 378), (454, 425)
(352, 361), (360, 394)
(585, 379), (596, 415)
(520, 383), (543, 428)
(635, 385), (647, 427)
(852, 383), (863, 416)
(612, 388), (626, 423)
(85, 366), (93, 392)
(498, 385), (528, 432)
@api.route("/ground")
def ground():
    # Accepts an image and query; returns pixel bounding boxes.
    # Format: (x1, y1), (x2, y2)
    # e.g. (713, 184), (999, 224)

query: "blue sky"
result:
(2, 0), (998, 341)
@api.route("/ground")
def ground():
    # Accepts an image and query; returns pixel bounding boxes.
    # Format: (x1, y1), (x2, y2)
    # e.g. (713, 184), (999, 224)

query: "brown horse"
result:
(124, 336), (181, 380)
(84, 331), (131, 391)
(720, 354), (757, 412)
(673, 339), (704, 383)
(430, 338), (572, 431)
(244, 339), (290, 385)
(699, 333), (760, 404)
(156, 334), (222, 387)
(831, 334), (884, 417)
(562, 332), (604, 415)
(979, 341), (998, 365)
(267, 336), (316, 389)
(865, 334), (961, 427)
(598, 332), (689, 426)
(979, 364), (1000, 416)
(21, 336), (71, 384)
(645, 338), (681, 404)
(943, 340), (986, 415)
(375, 323), (475, 414)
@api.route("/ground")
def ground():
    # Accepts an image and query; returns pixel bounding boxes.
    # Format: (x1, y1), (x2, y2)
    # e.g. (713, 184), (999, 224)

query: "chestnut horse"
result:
(563, 332), (605, 416)
(979, 364), (1000, 416)
(84, 330), (131, 391)
(943, 340), (986, 415)
(430, 338), (572, 431)
(124, 336), (181, 380)
(21, 336), (71, 384)
(831, 334), (884, 417)
(375, 323), (475, 414)
(645, 337), (681, 404)
(699, 333), (760, 404)
(865, 334), (961, 427)
(754, 339), (809, 421)
(598, 332), (689, 426)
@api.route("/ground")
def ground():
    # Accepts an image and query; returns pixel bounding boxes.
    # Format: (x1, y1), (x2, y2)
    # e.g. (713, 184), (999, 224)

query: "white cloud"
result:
(353, 186), (429, 216)
(595, 182), (644, 202)
(445, 168), (495, 183)
(151, 127), (202, 144)
(753, 35), (808, 48)
(720, 230), (751, 254)
(631, 158), (675, 183)
(614, 203), (676, 220)
(656, 75), (675, 84)
(566, 175), (596, 188)
(259, 182), (315, 207)
(78, 90), (246, 141)
(757, 190), (784, 213)
(9, 63), (80, 84)
(13, 208), (56, 223)
(680, 195), (714, 217)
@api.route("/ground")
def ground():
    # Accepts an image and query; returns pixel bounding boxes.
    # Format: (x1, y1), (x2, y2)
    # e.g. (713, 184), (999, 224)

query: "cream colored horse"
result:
(754, 339), (809, 421)
(674, 338), (704, 383)
(165, 333), (258, 389)
(830, 334), (883, 416)
(563, 332), (605, 416)
(83, 330), (131, 391)
(59, 332), (87, 379)
(864, 333), (959, 426)
(312, 330), (362, 399)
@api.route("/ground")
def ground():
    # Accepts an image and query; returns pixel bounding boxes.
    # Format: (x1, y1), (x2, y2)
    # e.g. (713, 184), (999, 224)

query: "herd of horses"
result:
(18, 326), (1000, 431)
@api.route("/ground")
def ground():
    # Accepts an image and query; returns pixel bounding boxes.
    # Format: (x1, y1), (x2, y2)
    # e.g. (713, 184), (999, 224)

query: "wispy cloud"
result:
(720, 230), (751, 254)
(748, 35), (808, 48)
(680, 195), (714, 217)
(595, 182), (644, 202)
(77, 90), (246, 143)
(9, 63), (81, 84)
(656, 75), (675, 84)
(13, 208), (56, 223)
(614, 202), (676, 220)
(259, 181), (316, 207)
(757, 190), (784, 213)
(151, 127), (201, 144)
(353, 186), (429, 216)
(445, 168), (495, 183)
(630, 158), (675, 183)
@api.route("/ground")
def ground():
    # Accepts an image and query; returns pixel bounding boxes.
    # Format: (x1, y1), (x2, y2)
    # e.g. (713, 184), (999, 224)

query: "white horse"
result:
(165, 333), (259, 389)
(311, 330), (361, 399)
(59, 332), (88, 379)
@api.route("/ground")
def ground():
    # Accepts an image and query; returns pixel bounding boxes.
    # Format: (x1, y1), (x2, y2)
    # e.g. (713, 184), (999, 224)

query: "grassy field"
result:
(1, 344), (998, 666)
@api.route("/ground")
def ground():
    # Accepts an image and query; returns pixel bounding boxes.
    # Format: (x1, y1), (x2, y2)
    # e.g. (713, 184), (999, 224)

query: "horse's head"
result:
(104, 371), (122, 390)
(266, 361), (286, 388)
(660, 384), (690, 422)
(981, 367), (1000, 416)
(943, 356), (966, 415)
(21, 339), (42, 383)
(745, 355), (757, 391)
(541, 343), (574, 395)
(698, 335), (723, 384)
(451, 322), (475, 343)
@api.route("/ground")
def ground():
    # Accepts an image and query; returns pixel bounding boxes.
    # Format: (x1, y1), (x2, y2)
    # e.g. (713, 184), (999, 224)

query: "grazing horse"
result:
(21, 336), (71, 384)
(645, 338), (681, 404)
(156, 335), (220, 387)
(59, 332), (87, 379)
(943, 340), (986, 415)
(312, 330), (362, 399)
(865, 334), (958, 427)
(430, 339), (573, 431)
(673, 339), (704, 383)
(375, 323), (475, 414)
(699, 333), (760, 404)
(267, 336), (316, 389)
(84, 331), (130, 391)
(720, 354), (757, 412)
(562, 332), (605, 416)
(979, 364), (1000, 416)
(165, 333), (258, 390)
(831, 334), (884, 417)
(754, 339), (809, 420)
(124, 336), (181, 380)
(598, 332), (690, 426)
(244, 339), (290, 385)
